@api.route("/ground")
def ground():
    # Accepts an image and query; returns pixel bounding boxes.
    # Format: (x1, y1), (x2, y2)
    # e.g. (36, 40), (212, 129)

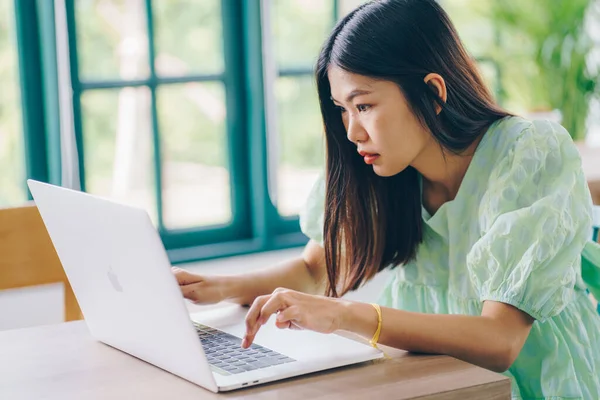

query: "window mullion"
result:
(144, 0), (166, 231)
(14, 0), (49, 192)
(221, 0), (252, 238)
(333, 0), (340, 22)
(64, 0), (86, 191)
(36, 0), (62, 186)
(241, 0), (278, 246)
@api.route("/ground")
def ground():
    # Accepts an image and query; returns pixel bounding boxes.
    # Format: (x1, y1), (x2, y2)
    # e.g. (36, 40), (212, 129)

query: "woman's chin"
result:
(372, 165), (393, 177)
(372, 163), (406, 177)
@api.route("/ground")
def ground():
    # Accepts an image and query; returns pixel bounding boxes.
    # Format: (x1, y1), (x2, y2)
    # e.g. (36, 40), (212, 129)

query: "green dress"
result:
(300, 116), (600, 399)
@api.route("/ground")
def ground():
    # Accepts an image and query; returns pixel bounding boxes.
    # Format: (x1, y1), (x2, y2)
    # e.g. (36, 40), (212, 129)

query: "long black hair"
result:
(316, 0), (510, 297)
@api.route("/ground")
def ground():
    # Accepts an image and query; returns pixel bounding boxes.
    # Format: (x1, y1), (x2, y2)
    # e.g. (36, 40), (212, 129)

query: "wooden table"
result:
(0, 321), (510, 399)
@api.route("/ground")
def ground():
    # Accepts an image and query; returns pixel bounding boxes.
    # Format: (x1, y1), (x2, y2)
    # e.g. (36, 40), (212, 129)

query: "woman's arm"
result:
(340, 300), (534, 372)
(225, 240), (327, 305)
(242, 289), (534, 373)
(173, 241), (327, 306)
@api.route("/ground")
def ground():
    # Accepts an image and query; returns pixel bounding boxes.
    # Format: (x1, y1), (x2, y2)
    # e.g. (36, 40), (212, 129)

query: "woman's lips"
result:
(363, 154), (380, 164)
(358, 150), (380, 165)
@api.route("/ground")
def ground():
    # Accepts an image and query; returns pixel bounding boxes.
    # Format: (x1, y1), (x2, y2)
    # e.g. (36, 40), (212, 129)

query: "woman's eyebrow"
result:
(331, 89), (373, 104)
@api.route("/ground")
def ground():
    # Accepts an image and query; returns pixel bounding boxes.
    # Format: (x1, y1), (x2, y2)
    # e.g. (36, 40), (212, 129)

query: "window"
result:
(5, 1), (353, 262)
(66, 0), (251, 261)
(64, 1), (357, 262)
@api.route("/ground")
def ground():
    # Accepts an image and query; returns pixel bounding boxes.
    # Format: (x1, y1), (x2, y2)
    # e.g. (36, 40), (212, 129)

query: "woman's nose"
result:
(345, 116), (368, 144)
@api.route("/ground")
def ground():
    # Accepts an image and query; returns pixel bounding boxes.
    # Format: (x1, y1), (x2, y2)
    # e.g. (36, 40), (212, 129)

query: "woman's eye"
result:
(335, 105), (346, 113)
(356, 104), (370, 112)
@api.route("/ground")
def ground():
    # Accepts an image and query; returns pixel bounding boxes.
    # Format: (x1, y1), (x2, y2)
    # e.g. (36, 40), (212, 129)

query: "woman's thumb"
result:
(171, 267), (202, 285)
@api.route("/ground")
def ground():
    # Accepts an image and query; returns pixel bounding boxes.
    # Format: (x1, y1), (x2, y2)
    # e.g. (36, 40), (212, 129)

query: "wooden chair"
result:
(0, 205), (83, 321)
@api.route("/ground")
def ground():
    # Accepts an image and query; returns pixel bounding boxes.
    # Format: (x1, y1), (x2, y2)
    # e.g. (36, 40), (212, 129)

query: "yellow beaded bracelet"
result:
(369, 303), (382, 348)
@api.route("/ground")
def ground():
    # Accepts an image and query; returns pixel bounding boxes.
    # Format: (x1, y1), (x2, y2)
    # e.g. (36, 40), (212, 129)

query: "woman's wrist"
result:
(337, 300), (380, 339)
(216, 275), (244, 302)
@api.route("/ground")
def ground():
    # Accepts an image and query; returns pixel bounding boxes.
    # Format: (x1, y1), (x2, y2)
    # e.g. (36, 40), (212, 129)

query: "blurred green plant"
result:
(489, 0), (598, 140)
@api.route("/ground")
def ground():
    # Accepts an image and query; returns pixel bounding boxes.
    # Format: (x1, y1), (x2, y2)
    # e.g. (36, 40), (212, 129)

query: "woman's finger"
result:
(243, 292), (289, 348)
(257, 292), (288, 327)
(275, 306), (301, 330)
(243, 295), (271, 347)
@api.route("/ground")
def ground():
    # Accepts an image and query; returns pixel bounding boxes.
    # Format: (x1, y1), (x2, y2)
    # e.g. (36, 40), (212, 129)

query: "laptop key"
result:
(248, 361), (270, 368)
(224, 368), (244, 374)
(263, 358), (285, 366)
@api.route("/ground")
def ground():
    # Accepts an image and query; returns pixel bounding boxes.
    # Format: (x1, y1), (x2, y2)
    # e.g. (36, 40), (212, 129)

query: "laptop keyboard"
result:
(193, 322), (296, 375)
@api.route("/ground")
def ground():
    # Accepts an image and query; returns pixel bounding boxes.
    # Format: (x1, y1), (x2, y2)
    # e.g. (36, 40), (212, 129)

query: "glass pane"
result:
(0, 0), (26, 206)
(271, 0), (334, 69)
(157, 82), (231, 229)
(75, 0), (149, 80)
(274, 76), (325, 216)
(154, 0), (224, 76)
(338, 0), (368, 18)
(81, 88), (157, 222)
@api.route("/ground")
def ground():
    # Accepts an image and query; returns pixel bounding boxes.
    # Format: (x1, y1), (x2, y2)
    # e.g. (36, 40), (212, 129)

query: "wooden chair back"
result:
(0, 205), (82, 321)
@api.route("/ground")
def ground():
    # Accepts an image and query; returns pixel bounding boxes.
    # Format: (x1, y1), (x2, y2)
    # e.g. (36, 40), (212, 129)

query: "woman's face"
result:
(327, 66), (434, 177)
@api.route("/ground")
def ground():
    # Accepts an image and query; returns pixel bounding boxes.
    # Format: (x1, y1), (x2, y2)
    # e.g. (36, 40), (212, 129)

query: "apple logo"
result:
(107, 266), (123, 293)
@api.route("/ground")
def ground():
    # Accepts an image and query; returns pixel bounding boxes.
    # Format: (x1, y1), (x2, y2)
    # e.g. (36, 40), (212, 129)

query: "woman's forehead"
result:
(328, 67), (398, 101)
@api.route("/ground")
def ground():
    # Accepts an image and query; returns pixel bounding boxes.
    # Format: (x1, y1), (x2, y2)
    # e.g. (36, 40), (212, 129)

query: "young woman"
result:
(173, 0), (600, 398)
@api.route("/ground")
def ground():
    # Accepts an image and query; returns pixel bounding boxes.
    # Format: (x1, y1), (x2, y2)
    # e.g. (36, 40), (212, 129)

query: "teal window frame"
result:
(63, 0), (311, 263)
(14, 0), (62, 191)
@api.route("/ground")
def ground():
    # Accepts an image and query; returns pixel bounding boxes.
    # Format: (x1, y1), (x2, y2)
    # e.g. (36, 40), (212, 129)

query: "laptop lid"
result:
(27, 180), (219, 393)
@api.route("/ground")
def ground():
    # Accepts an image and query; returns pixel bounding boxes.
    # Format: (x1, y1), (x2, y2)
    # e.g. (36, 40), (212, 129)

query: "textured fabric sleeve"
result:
(466, 120), (593, 321)
(299, 173), (326, 246)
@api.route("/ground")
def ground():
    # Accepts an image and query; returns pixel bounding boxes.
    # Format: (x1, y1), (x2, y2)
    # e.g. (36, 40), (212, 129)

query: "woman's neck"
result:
(415, 136), (482, 215)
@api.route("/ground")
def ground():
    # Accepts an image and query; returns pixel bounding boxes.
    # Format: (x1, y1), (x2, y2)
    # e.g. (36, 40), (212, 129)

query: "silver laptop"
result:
(27, 180), (383, 392)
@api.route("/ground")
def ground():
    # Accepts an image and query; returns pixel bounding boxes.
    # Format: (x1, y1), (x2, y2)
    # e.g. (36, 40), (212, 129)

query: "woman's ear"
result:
(424, 73), (447, 115)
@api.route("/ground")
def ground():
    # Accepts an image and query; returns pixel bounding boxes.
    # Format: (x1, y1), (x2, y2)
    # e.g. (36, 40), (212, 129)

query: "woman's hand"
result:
(242, 288), (347, 348)
(171, 267), (229, 305)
